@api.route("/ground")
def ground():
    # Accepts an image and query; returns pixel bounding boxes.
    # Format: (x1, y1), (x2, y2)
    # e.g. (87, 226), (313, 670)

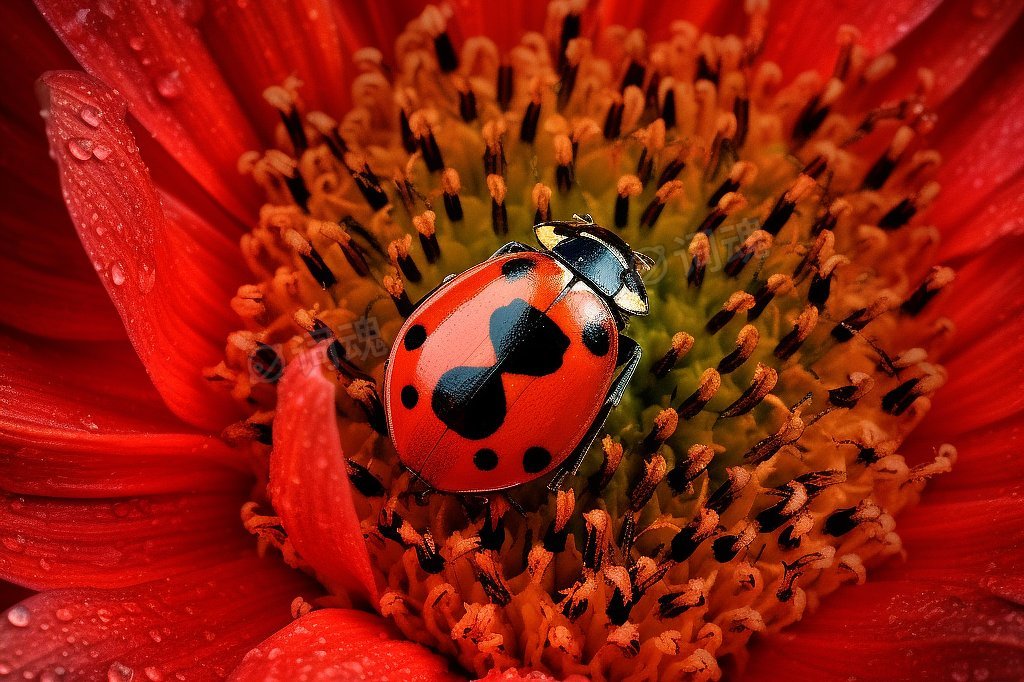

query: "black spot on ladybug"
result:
(501, 256), (534, 281)
(491, 298), (570, 376)
(404, 324), (427, 351)
(432, 366), (506, 439)
(431, 298), (569, 440)
(582, 320), (610, 356)
(401, 385), (418, 409)
(523, 446), (552, 474)
(473, 448), (499, 471)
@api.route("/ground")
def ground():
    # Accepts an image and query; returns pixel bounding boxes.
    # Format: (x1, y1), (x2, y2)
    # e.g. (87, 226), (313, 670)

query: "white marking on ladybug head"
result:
(613, 284), (649, 316)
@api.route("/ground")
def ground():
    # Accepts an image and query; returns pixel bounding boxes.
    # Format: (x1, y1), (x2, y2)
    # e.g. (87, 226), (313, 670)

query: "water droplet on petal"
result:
(107, 661), (134, 682)
(79, 105), (102, 127)
(7, 605), (31, 627)
(143, 667), (164, 682)
(1, 536), (24, 552)
(92, 144), (113, 161)
(55, 608), (73, 622)
(138, 263), (157, 293)
(156, 71), (183, 99)
(67, 138), (94, 161)
(110, 263), (126, 286)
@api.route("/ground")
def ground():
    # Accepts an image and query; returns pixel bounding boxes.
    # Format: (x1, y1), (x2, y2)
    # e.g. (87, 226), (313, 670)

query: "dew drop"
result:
(92, 144), (113, 161)
(55, 608), (73, 622)
(143, 668), (163, 682)
(128, 36), (145, 51)
(155, 71), (183, 99)
(7, 605), (31, 627)
(2, 536), (24, 552)
(80, 105), (102, 128)
(107, 661), (134, 682)
(110, 263), (126, 286)
(67, 138), (94, 161)
(138, 263), (157, 294)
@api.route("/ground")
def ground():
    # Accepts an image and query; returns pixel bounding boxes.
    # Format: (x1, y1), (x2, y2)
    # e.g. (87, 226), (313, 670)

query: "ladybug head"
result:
(535, 214), (652, 317)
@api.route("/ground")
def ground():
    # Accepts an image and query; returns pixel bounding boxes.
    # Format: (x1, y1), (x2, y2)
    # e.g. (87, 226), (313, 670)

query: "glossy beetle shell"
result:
(384, 251), (618, 493)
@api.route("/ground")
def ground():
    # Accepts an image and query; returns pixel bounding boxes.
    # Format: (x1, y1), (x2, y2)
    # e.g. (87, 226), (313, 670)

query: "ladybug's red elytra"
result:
(383, 214), (652, 494)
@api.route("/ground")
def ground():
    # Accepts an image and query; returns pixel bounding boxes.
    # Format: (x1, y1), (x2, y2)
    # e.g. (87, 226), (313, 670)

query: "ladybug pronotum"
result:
(383, 215), (652, 493)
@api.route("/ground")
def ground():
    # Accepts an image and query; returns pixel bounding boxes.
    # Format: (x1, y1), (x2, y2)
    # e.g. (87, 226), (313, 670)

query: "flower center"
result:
(216, 4), (956, 678)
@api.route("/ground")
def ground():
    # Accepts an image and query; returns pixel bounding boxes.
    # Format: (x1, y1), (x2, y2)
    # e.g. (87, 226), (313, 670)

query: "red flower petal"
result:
(269, 349), (379, 605)
(0, 8), (124, 340)
(894, 494), (1024, 580)
(40, 70), (247, 430)
(0, 176), (125, 338)
(930, 30), (1024, 244)
(937, 172), (1024, 262)
(198, 0), (352, 139)
(879, 0), (1024, 105)
(909, 412), (1024, 500)
(0, 0), (78, 129)
(0, 555), (316, 680)
(744, 582), (1024, 681)
(923, 277), (1024, 437)
(0, 331), (245, 498)
(229, 608), (461, 682)
(34, 0), (262, 222)
(931, 234), (1024, 354)
(0, 488), (254, 590)
(759, 0), (942, 77)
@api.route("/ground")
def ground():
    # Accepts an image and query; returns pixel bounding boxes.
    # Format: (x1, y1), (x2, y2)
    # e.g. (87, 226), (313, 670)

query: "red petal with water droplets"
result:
(269, 348), (379, 606)
(229, 608), (462, 682)
(0, 555), (316, 680)
(35, 0), (262, 223)
(40, 71), (247, 431)
(0, 331), (246, 498)
(744, 581), (1024, 681)
(0, 488), (255, 590)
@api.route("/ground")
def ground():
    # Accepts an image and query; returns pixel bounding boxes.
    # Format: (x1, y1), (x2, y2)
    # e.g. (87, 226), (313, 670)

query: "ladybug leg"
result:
(488, 241), (536, 258)
(547, 336), (642, 491)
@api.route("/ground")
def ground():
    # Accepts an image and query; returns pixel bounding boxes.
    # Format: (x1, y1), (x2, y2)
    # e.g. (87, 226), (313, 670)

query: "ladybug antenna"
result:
(633, 250), (656, 273)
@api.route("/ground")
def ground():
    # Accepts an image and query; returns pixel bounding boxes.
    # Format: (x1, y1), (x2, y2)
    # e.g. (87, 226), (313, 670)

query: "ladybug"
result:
(383, 215), (652, 493)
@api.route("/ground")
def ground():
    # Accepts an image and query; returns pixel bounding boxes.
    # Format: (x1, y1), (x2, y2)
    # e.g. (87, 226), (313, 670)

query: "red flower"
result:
(2, 1), (1023, 680)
